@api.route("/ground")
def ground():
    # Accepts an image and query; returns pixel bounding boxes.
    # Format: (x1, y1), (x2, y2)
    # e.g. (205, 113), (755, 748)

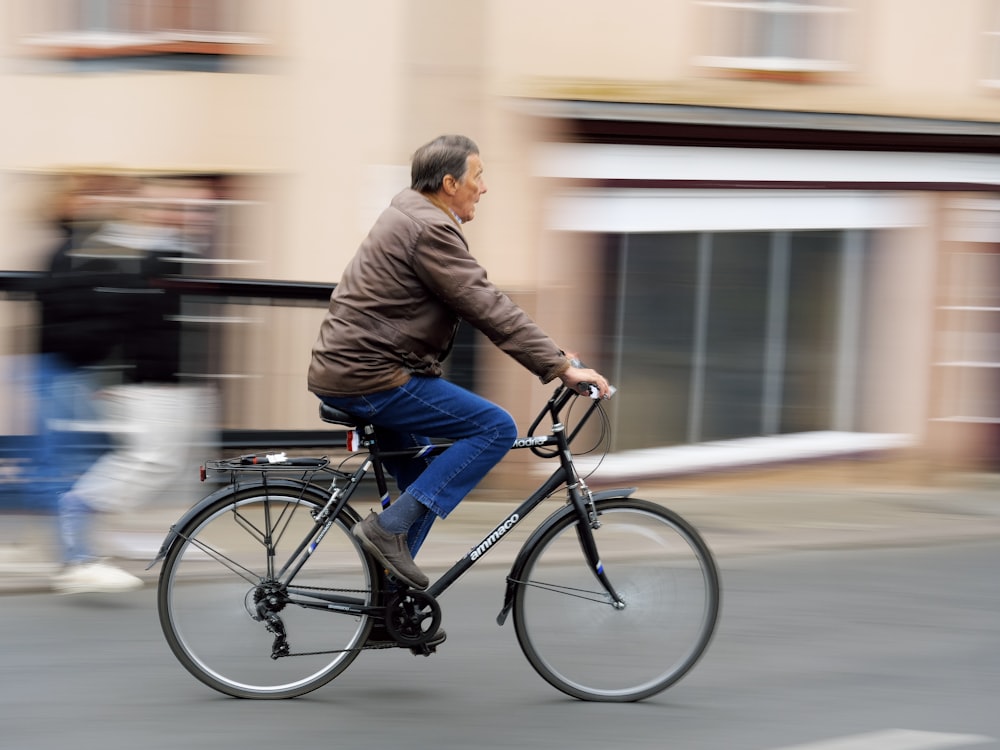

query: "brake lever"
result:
(577, 383), (617, 400)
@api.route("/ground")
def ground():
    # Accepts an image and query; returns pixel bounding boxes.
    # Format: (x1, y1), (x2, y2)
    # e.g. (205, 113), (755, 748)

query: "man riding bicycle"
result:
(308, 135), (611, 619)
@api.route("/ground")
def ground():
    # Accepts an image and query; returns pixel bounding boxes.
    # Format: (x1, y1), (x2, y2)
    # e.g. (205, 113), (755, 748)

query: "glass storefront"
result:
(597, 229), (869, 451)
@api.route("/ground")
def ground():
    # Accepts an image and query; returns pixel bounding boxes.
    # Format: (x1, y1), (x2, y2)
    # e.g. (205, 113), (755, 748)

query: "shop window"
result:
(600, 229), (866, 451)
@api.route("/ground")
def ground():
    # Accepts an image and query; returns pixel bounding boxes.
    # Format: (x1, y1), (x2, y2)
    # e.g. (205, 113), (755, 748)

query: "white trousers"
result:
(72, 384), (217, 513)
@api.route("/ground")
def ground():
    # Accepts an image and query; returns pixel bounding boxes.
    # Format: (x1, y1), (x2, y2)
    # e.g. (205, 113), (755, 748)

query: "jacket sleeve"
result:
(412, 223), (570, 383)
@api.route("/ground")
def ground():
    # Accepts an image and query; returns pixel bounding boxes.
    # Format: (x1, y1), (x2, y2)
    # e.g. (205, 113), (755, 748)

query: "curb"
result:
(3, 483), (1000, 596)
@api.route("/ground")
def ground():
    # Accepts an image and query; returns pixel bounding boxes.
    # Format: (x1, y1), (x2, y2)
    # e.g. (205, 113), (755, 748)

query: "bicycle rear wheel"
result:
(513, 497), (720, 702)
(157, 483), (378, 699)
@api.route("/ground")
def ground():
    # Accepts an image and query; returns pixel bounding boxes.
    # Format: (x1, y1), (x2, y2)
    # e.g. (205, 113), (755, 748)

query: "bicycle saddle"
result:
(318, 402), (362, 427)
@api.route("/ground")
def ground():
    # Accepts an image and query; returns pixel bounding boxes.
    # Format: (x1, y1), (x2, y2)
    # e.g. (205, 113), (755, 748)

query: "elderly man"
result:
(309, 135), (610, 604)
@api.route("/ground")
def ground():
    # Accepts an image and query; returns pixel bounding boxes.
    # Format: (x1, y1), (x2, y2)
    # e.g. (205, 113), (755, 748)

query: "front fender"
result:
(495, 487), (636, 626)
(145, 478), (333, 570)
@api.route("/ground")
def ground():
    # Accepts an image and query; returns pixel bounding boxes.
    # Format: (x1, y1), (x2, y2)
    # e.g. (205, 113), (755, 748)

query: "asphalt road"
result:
(4, 540), (999, 750)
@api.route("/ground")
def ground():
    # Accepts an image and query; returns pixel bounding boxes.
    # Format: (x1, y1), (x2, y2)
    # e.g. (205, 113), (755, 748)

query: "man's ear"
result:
(442, 174), (458, 195)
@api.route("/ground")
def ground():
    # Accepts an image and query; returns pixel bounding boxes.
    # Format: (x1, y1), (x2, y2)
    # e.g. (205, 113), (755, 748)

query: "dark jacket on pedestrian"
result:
(39, 222), (188, 382)
(308, 188), (569, 397)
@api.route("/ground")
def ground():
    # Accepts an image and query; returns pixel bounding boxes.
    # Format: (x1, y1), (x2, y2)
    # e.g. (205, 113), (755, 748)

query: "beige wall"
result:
(860, 213), (939, 437)
(864, 0), (987, 95)
(5, 1), (1000, 272)
(3, 0), (999, 441)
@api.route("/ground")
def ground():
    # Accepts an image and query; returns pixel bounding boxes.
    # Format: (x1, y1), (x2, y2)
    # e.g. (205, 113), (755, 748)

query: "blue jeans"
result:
(31, 354), (104, 564)
(58, 490), (95, 565)
(30, 354), (104, 503)
(319, 376), (517, 556)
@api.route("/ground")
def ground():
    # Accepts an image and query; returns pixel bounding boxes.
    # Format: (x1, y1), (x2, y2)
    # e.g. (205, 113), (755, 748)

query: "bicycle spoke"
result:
(510, 577), (617, 605)
(158, 487), (377, 699)
(513, 498), (720, 702)
(173, 530), (263, 584)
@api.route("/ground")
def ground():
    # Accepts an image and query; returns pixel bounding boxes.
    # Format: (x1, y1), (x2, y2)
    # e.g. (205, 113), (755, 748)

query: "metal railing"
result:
(0, 270), (478, 451)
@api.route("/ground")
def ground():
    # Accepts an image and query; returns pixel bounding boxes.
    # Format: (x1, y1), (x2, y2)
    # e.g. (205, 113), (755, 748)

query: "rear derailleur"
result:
(249, 583), (290, 659)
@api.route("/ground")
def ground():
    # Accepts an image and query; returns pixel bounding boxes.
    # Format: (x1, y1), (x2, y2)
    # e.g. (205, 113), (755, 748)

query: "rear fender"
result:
(145, 478), (340, 570)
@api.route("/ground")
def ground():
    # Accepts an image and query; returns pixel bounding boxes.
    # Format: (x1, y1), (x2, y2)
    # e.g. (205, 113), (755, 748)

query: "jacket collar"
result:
(423, 192), (463, 227)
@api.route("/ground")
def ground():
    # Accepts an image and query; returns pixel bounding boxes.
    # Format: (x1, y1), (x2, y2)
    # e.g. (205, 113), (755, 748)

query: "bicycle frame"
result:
(152, 385), (632, 620)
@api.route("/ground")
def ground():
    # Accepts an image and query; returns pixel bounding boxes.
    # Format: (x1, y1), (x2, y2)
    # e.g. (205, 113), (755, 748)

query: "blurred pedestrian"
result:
(51, 176), (219, 594)
(30, 174), (125, 513)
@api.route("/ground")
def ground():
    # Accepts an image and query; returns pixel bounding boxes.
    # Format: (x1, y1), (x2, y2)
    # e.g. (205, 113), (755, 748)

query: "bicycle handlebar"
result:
(566, 358), (616, 401)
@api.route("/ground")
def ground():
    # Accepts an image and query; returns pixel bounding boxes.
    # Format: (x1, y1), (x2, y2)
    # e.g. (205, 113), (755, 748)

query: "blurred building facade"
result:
(2, 0), (1000, 480)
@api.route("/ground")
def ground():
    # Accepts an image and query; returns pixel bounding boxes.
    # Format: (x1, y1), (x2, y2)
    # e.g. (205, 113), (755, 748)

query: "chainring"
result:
(384, 590), (442, 647)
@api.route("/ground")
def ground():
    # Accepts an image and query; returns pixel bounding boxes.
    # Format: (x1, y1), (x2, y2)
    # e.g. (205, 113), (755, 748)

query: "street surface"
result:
(2, 540), (998, 750)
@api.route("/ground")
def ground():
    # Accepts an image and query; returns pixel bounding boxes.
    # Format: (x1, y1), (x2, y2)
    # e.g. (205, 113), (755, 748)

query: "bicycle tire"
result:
(157, 483), (378, 699)
(512, 497), (720, 702)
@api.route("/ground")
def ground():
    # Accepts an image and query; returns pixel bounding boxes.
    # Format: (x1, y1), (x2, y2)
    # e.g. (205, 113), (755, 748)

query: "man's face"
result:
(448, 153), (487, 223)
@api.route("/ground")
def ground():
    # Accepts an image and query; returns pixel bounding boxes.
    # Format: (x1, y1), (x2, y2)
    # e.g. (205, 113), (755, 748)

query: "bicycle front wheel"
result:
(157, 483), (378, 699)
(513, 497), (720, 702)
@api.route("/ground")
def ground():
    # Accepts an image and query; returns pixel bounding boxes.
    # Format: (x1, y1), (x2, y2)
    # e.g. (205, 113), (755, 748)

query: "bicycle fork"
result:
(555, 420), (626, 611)
(495, 423), (632, 626)
(494, 484), (634, 626)
(567, 480), (626, 611)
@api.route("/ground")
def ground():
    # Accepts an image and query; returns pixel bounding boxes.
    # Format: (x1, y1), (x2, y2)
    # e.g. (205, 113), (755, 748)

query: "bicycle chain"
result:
(267, 583), (395, 656)
(284, 642), (396, 657)
(287, 583), (372, 595)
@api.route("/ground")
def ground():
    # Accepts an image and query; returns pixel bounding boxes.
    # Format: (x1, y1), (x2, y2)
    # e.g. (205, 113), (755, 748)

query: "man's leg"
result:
(322, 377), (517, 585)
(374, 430), (438, 556)
(366, 377), (517, 519)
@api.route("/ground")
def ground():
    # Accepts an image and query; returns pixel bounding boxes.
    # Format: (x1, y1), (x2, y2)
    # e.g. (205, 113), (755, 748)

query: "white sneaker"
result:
(52, 561), (144, 594)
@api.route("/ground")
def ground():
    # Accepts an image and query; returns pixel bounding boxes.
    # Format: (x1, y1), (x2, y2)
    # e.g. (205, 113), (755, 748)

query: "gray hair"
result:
(410, 135), (479, 193)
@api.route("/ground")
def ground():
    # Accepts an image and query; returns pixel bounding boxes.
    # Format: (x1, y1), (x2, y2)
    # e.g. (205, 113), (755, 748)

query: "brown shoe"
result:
(353, 512), (429, 590)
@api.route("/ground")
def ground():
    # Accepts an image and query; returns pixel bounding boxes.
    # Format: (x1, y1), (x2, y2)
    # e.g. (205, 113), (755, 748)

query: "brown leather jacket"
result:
(308, 188), (570, 397)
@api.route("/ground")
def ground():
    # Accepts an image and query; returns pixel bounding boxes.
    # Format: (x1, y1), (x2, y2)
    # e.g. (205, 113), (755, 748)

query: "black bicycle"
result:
(151, 380), (720, 701)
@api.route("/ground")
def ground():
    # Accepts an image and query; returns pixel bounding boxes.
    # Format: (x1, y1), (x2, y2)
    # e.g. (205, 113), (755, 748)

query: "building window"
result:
(598, 229), (869, 451)
(984, 0), (1000, 88)
(695, 0), (853, 78)
(934, 196), (1000, 423)
(15, 0), (273, 61)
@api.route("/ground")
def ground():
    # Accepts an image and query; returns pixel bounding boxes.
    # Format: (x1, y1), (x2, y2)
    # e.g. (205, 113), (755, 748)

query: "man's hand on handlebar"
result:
(560, 357), (615, 400)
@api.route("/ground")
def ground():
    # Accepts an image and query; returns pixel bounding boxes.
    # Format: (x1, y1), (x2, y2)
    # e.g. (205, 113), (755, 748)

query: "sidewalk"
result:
(2, 470), (999, 595)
